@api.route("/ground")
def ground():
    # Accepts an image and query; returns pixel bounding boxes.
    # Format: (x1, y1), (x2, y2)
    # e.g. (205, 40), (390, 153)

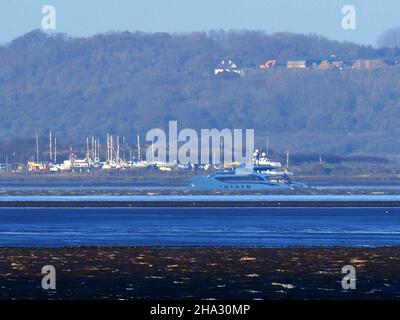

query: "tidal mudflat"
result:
(0, 247), (399, 300)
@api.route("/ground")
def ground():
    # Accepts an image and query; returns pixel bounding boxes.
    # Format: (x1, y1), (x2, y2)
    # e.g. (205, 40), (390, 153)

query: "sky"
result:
(0, 0), (398, 45)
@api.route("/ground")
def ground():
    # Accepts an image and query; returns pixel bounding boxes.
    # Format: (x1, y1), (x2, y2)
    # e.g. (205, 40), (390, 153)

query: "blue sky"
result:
(0, 0), (398, 45)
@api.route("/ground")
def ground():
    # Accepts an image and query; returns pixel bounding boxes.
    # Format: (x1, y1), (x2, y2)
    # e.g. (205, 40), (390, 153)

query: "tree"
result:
(377, 27), (400, 48)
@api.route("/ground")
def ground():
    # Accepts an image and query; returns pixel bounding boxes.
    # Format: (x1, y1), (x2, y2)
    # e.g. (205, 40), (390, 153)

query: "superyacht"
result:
(190, 150), (307, 191)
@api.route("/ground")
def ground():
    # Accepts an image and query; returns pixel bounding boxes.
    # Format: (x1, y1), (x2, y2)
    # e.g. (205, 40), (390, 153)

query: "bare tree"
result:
(377, 27), (400, 48)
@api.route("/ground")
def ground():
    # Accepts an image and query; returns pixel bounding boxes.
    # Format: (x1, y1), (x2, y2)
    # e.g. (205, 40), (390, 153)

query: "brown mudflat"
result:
(0, 247), (399, 300)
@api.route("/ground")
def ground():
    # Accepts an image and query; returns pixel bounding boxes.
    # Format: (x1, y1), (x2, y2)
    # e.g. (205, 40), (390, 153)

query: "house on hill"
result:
(318, 60), (345, 70)
(352, 59), (386, 70)
(287, 60), (307, 69)
(214, 60), (242, 78)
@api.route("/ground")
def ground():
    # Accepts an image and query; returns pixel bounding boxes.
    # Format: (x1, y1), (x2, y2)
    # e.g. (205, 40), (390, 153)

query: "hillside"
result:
(1, 29), (400, 155)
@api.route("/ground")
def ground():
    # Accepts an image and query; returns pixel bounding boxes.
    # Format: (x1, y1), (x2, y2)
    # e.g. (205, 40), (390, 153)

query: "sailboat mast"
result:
(286, 150), (290, 169)
(49, 131), (53, 162)
(117, 136), (120, 163)
(54, 137), (57, 163)
(137, 135), (141, 161)
(110, 135), (113, 162)
(36, 134), (39, 163)
(106, 134), (110, 162)
(86, 137), (89, 160)
(122, 136), (126, 162)
(92, 136), (95, 160)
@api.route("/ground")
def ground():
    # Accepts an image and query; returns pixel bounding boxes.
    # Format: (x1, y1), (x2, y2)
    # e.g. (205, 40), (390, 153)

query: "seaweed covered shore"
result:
(0, 247), (399, 300)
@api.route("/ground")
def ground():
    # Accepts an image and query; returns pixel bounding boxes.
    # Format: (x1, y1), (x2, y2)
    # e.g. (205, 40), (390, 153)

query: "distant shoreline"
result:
(2, 200), (400, 207)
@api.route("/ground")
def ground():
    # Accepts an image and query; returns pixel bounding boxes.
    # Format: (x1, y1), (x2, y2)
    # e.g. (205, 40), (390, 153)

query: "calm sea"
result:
(0, 207), (399, 247)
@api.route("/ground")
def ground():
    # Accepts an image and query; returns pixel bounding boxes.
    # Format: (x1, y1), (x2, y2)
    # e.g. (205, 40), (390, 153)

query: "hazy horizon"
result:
(0, 28), (380, 48)
(1, 0), (399, 46)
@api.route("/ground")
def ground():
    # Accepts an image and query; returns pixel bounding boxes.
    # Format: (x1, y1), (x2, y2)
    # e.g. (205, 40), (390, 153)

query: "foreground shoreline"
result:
(1, 246), (399, 300)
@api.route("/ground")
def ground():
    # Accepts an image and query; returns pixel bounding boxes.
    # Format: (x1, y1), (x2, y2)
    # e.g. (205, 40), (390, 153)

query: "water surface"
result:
(0, 207), (399, 247)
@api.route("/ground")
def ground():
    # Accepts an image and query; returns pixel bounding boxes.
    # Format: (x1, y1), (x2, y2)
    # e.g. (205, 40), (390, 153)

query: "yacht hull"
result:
(190, 176), (292, 191)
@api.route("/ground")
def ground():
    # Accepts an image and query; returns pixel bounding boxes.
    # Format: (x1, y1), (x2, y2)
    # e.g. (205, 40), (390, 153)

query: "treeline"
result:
(1, 30), (400, 155)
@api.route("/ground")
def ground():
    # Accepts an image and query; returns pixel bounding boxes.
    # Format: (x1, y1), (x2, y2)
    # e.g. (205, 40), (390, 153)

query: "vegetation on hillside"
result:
(1, 29), (400, 155)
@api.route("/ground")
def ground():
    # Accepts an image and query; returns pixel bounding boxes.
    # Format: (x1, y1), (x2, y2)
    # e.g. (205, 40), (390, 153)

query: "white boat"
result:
(129, 161), (150, 169)
(190, 164), (307, 191)
(253, 149), (282, 169)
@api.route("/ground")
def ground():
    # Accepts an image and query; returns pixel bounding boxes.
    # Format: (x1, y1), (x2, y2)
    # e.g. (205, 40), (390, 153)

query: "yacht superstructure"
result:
(190, 150), (307, 191)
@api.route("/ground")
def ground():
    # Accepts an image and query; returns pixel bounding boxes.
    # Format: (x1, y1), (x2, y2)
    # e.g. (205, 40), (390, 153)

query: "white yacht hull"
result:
(190, 176), (292, 191)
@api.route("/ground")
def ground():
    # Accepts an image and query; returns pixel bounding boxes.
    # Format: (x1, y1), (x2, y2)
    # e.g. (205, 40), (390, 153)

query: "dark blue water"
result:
(0, 207), (399, 247)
